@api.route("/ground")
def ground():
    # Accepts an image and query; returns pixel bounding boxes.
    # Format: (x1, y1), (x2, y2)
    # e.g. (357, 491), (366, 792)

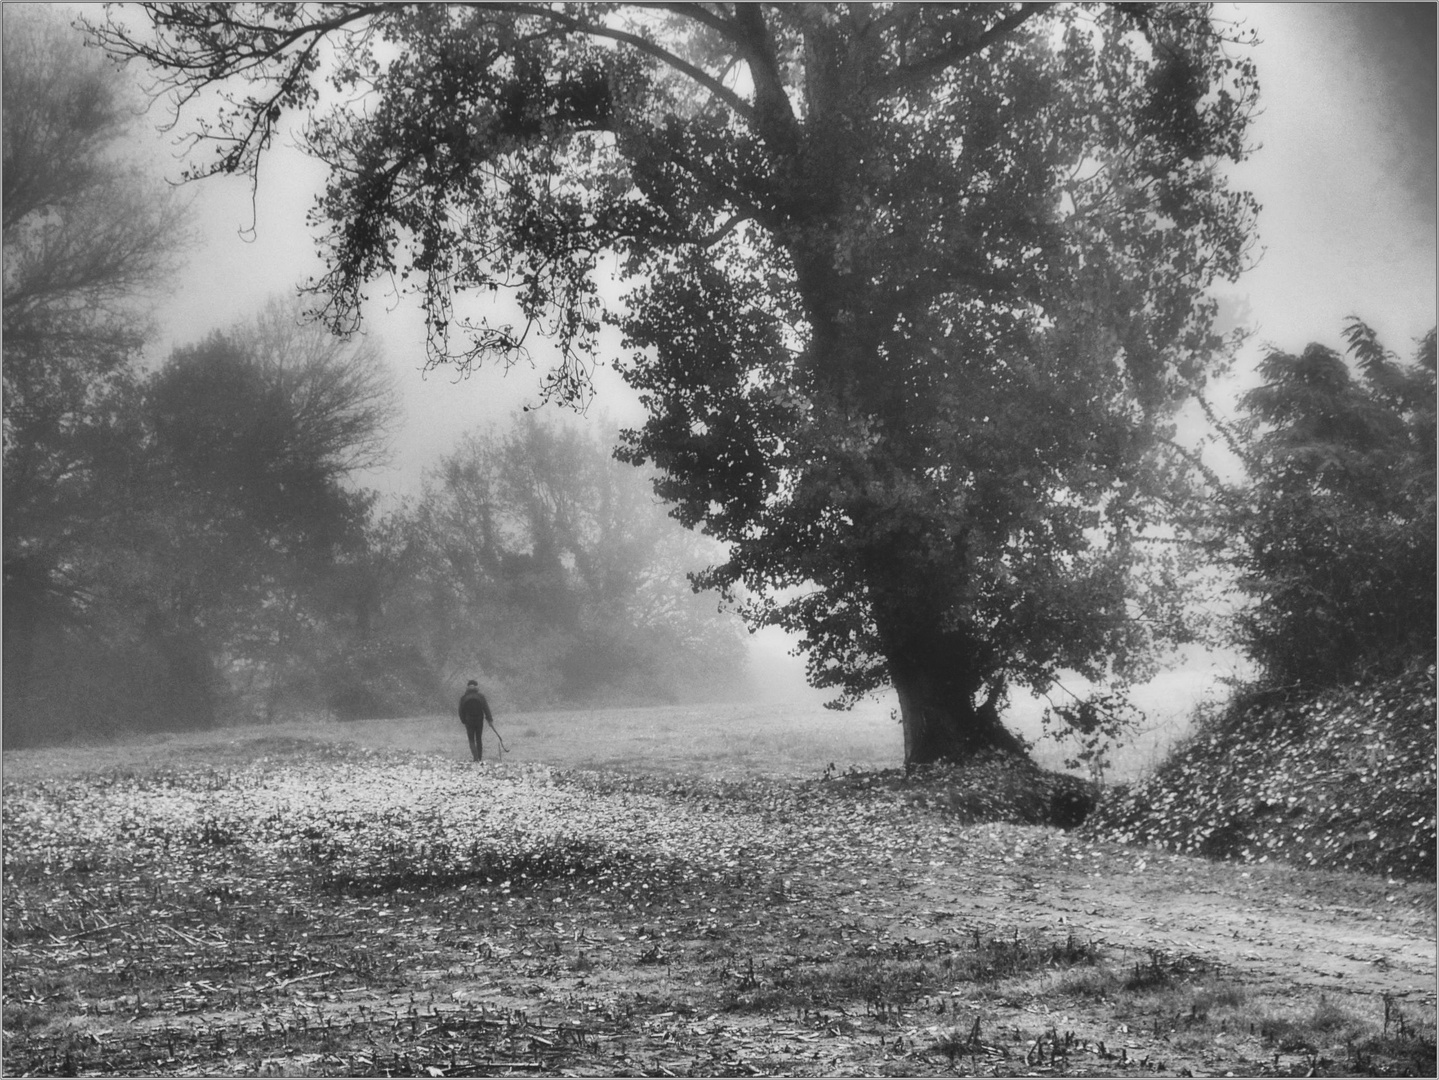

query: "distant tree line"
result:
(4, 270), (747, 746)
(2, 7), (746, 747)
(405, 415), (747, 713)
(4, 276), (747, 746)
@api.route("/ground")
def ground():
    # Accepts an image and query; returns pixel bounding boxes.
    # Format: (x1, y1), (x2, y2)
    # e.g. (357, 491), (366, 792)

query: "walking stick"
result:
(488, 718), (509, 755)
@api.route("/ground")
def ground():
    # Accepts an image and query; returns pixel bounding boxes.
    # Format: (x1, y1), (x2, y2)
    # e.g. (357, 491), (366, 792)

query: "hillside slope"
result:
(1084, 664), (1436, 880)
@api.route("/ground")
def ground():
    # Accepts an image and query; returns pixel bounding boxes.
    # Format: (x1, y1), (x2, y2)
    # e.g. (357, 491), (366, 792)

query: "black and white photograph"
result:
(3, 3), (1434, 1075)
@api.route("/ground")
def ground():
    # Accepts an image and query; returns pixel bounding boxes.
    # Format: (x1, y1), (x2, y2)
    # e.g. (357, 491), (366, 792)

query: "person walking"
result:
(458, 680), (498, 761)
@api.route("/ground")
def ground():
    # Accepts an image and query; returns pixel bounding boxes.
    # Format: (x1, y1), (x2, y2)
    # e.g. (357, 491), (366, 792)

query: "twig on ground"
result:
(51, 920), (138, 943)
(272, 970), (339, 990)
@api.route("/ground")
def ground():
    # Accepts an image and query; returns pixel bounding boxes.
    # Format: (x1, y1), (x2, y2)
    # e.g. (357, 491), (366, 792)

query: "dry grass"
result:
(2, 700), (909, 785)
(4, 694), (1197, 788)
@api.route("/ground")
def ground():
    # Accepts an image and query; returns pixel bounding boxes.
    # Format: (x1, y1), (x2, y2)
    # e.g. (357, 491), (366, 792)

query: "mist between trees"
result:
(4, 278), (750, 746)
(0, 15), (741, 749)
(5, 277), (750, 745)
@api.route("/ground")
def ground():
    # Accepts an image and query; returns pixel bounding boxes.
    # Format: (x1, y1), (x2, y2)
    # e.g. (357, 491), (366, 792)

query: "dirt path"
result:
(898, 854), (1435, 1001)
(780, 812), (1435, 1000)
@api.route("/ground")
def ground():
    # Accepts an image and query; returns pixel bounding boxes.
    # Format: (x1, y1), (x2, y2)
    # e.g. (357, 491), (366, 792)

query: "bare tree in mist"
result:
(404, 413), (748, 710)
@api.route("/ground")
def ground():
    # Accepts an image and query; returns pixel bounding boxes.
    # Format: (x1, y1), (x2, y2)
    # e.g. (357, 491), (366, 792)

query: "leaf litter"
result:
(3, 739), (1434, 1076)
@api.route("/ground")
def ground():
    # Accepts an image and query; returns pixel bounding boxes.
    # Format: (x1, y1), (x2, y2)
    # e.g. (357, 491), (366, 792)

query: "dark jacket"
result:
(459, 688), (492, 727)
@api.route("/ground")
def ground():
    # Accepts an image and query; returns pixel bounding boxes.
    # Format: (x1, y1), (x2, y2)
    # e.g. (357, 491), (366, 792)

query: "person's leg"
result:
(467, 724), (482, 761)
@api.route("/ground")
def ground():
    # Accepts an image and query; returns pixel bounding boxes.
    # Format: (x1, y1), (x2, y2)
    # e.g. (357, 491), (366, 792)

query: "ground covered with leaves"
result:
(1085, 665), (1437, 879)
(4, 736), (1435, 1077)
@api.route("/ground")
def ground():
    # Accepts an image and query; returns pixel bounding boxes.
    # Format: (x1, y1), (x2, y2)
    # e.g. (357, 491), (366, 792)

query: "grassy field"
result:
(1, 694), (1195, 788)
(3, 704), (1434, 1077)
(1, 700), (906, 787)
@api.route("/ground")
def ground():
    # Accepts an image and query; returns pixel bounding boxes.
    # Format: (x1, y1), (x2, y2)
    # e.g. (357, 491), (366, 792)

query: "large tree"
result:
(96, 3), (1259, 764)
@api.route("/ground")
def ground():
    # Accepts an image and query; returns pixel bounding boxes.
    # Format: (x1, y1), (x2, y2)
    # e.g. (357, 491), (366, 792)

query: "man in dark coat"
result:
(458, 680), (496, 761)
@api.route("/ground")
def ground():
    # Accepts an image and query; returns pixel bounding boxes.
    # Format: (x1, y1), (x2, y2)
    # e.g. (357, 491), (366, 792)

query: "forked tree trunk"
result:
(886, 630), (1029, 769)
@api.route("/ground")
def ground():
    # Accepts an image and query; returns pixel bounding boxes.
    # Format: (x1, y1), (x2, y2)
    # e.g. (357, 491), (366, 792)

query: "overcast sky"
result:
(1216, 3), (1436, 352)
(127, 3), (1437, 709)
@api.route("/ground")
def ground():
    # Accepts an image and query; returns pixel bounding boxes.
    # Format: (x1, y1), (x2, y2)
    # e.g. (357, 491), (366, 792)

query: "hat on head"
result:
(467, 679), (479, 687)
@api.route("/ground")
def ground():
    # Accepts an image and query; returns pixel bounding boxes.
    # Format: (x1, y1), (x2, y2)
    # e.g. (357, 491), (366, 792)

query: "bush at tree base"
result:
(1083, 663), (1436, 879)
(815, 753), (1100, 831)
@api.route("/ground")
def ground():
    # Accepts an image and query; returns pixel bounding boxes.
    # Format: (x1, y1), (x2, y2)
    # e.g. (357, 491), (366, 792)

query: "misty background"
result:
(4, 2), (1435, 749)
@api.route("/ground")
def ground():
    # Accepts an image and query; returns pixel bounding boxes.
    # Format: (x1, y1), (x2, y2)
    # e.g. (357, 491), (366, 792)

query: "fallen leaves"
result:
(4, 734), (1434, 1076)
(1084, 665), (1437, 879)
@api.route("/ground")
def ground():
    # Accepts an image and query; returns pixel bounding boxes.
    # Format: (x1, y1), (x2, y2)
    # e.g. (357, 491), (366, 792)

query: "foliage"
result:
(2, 4), (184, 408)
(2, 4), (187, 746)
(93, 3), (1262, 765)
(310, 509), (449, 721)
(406, 412), (748, 709)
(148, 297), (395, 538)
(4, 734), (1433, 1077)
(2, 287), (405, 746)
(1205, 319), (1436, 691)
(136, 296), (403, 723)
(813, 755), (1099, 830)
(1084, 663), (1437, 879)
(320, 638), (445, 722)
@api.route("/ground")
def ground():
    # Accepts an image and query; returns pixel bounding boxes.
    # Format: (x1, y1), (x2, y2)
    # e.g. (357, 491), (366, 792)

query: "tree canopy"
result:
(1208, 319), (1436, 693)
(95, 3), (1261, 764)
(147, 296), (396, 554)
(135, 297), (400, 723)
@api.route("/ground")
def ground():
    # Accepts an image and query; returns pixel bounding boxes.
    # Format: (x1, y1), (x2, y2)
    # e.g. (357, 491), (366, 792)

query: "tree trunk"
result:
(2, 555), (48, 747)
(140, 610), (219, 731)
(885, 628), (1029, 769)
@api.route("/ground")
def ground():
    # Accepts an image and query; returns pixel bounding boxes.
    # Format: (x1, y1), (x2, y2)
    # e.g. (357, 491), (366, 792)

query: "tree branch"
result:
(730, 2), (799, 147)
(696, 213), (748, 248)
(878, 2), (1057, 94)
(652, 3), (743, 45)
(478, 3), (757, 122)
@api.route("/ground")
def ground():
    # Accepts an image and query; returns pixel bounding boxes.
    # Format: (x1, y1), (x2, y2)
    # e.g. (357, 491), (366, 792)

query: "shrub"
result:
(820, 753), (1100, 829)
(1212, 320), (1435, 692)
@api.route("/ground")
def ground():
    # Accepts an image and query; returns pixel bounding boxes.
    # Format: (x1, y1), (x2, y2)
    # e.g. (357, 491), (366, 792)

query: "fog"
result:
(48, 3), (1439, 715)
(1218, 3), (1436, 359)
